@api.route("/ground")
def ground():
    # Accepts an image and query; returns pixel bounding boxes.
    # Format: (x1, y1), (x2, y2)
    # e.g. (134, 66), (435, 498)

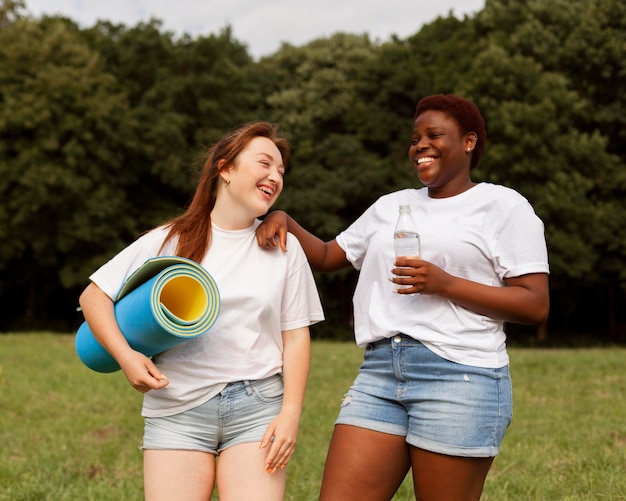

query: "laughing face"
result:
(221, 136), (285, 221)
(409, 110), (476, 198)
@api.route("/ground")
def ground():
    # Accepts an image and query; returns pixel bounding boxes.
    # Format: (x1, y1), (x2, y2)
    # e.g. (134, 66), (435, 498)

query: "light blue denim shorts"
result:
(335, 335), (512, 457)
(142, 374), (283, 454)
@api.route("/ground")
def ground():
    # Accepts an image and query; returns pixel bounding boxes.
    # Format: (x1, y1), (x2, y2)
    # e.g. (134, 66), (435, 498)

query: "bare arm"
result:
(78, 283), (169, 392)
(261, 326), (311, 473)
(393, 257), (549, 325)
(257, 211), (350, 272)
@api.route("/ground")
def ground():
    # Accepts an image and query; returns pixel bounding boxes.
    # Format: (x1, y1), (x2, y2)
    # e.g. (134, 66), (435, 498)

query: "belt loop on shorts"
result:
(243, 380), (253, 396)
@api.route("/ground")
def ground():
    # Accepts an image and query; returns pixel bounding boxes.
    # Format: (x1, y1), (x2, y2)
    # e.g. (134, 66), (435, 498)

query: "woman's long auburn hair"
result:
(159, 121), (290, 263)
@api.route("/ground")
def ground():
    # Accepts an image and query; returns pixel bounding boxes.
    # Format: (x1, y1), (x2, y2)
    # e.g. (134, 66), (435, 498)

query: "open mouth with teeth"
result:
(258, 185), (275, 198)
(417, 156), (436, 165)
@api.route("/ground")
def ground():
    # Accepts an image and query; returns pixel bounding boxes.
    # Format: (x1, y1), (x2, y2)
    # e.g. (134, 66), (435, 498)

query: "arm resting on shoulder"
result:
(257, 210), (349, 272)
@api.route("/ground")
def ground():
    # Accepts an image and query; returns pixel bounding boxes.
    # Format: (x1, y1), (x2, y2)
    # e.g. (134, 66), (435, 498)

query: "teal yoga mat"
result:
(76, 256), (220, 373)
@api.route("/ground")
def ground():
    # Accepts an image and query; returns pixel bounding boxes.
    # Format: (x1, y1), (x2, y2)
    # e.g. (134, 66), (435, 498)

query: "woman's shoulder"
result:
(136, 225), (173, 250)
(114, 225), (177, 260)
(474, 183), (531, 205)
(472, 183), (541, 224)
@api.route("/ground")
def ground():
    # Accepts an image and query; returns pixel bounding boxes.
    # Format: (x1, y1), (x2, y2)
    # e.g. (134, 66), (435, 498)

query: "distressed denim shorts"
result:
(335, 335), (512, 457)
(142, 374), (283, 454)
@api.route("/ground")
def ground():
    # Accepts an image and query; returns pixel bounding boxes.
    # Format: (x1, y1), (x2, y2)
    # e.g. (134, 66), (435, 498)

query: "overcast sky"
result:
(25, 0), (485, 59)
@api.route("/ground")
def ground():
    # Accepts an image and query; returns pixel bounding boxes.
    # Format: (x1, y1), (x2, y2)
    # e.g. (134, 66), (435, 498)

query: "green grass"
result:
(1, 334), (625, 500)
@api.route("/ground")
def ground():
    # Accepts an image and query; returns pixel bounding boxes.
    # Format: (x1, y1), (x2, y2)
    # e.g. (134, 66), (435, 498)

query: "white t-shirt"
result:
(90, 220), (324, 417)
(336, 183), (549, 368)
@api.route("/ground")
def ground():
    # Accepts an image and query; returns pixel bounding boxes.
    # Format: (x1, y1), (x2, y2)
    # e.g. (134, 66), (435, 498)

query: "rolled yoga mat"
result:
(76, 256), (220, 373)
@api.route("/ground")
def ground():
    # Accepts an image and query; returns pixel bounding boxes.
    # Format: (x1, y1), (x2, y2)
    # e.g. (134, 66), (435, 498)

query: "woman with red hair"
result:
(80, 121), (323, 501)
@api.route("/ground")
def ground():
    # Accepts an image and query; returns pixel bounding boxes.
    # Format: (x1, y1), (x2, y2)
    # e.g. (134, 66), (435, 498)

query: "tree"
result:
(1, 0), (624, 340)
(462, 0), (626, 337)
(0, 9), (145, 327)
(0, 7), (266, 329)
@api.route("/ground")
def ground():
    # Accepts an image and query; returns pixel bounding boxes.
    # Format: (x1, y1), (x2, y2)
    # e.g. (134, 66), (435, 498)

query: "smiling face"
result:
(214, 136), (285, 228)
(409, 109), (477, 198)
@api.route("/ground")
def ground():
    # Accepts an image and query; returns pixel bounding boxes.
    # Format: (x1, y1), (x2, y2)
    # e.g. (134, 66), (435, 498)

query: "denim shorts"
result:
(142, 374), (284, 454)
(335, 335), (512, 457)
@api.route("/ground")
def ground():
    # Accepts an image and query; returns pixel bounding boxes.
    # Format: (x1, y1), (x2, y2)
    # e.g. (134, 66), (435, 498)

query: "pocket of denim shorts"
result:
(252, 376), (284, 404)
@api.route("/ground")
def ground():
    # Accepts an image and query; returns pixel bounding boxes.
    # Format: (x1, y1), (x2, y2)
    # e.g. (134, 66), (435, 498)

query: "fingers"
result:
(130, 373), (169, 393)
(146, 360), (168, 383)
(256, 229), (288, 252)
(260, 422), (297, 474)
(120, 353), (169, 393)
(257, 232), (277, 249)
(256, 211), (289, 251)
(260, 424), (274, 450)
(391, 260), (448, 295)
(391, 266), (419, 282)
(135, 361), (168, 392)
(266, 228), (288, 252)
(391, 263), (422, 294)
(263, 437), (296, 474)
(278, 228), (288, 253)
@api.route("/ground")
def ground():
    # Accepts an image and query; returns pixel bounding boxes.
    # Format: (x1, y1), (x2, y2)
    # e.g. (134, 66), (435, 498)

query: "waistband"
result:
(367, 334), (419, 349)
(220, 374), (282, 396)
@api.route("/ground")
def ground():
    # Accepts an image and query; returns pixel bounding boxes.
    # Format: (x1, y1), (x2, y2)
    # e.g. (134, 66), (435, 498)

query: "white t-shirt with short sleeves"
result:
(336, 183), (549, 368)
(90, 220), (324, 417)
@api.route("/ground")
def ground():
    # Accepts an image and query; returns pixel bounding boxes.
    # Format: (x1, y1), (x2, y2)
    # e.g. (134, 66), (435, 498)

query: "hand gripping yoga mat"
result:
(75, 256), (220, 373)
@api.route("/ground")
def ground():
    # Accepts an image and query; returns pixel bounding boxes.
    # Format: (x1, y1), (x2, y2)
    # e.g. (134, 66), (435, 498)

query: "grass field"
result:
(1, 333), (625, 500)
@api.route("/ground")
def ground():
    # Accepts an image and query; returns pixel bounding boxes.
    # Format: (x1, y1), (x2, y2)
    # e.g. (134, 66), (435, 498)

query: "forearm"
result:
(78, 282), (134, 362)
(283, 216), (331, 271)
(79, 282), (169, 391)
(257, 210), (349, 271)
(439, 273), (549, 325)
(280, 327), (311, 416)
(282, 215), (348, 272)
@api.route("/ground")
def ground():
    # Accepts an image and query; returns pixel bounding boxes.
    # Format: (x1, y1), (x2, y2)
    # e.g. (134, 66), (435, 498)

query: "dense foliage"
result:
(1, 0), (624, 342)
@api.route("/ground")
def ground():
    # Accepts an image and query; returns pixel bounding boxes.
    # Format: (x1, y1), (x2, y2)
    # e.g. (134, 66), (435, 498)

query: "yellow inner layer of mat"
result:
(159, 276), (208, 321)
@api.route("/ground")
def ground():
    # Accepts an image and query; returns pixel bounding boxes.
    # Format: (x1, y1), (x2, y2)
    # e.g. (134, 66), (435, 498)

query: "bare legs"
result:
(319, 424), (493, 501)
(319, 425), (411, 501)
(143, 443), (286, 501)
(143, 428), (494, 501)
(144, 449), (215, 501)
(410, 447), (493, 501)
(217, 443), (287, 501)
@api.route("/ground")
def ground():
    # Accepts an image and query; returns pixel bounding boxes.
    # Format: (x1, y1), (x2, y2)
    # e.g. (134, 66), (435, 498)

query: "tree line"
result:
(1, 0), (624, 343)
